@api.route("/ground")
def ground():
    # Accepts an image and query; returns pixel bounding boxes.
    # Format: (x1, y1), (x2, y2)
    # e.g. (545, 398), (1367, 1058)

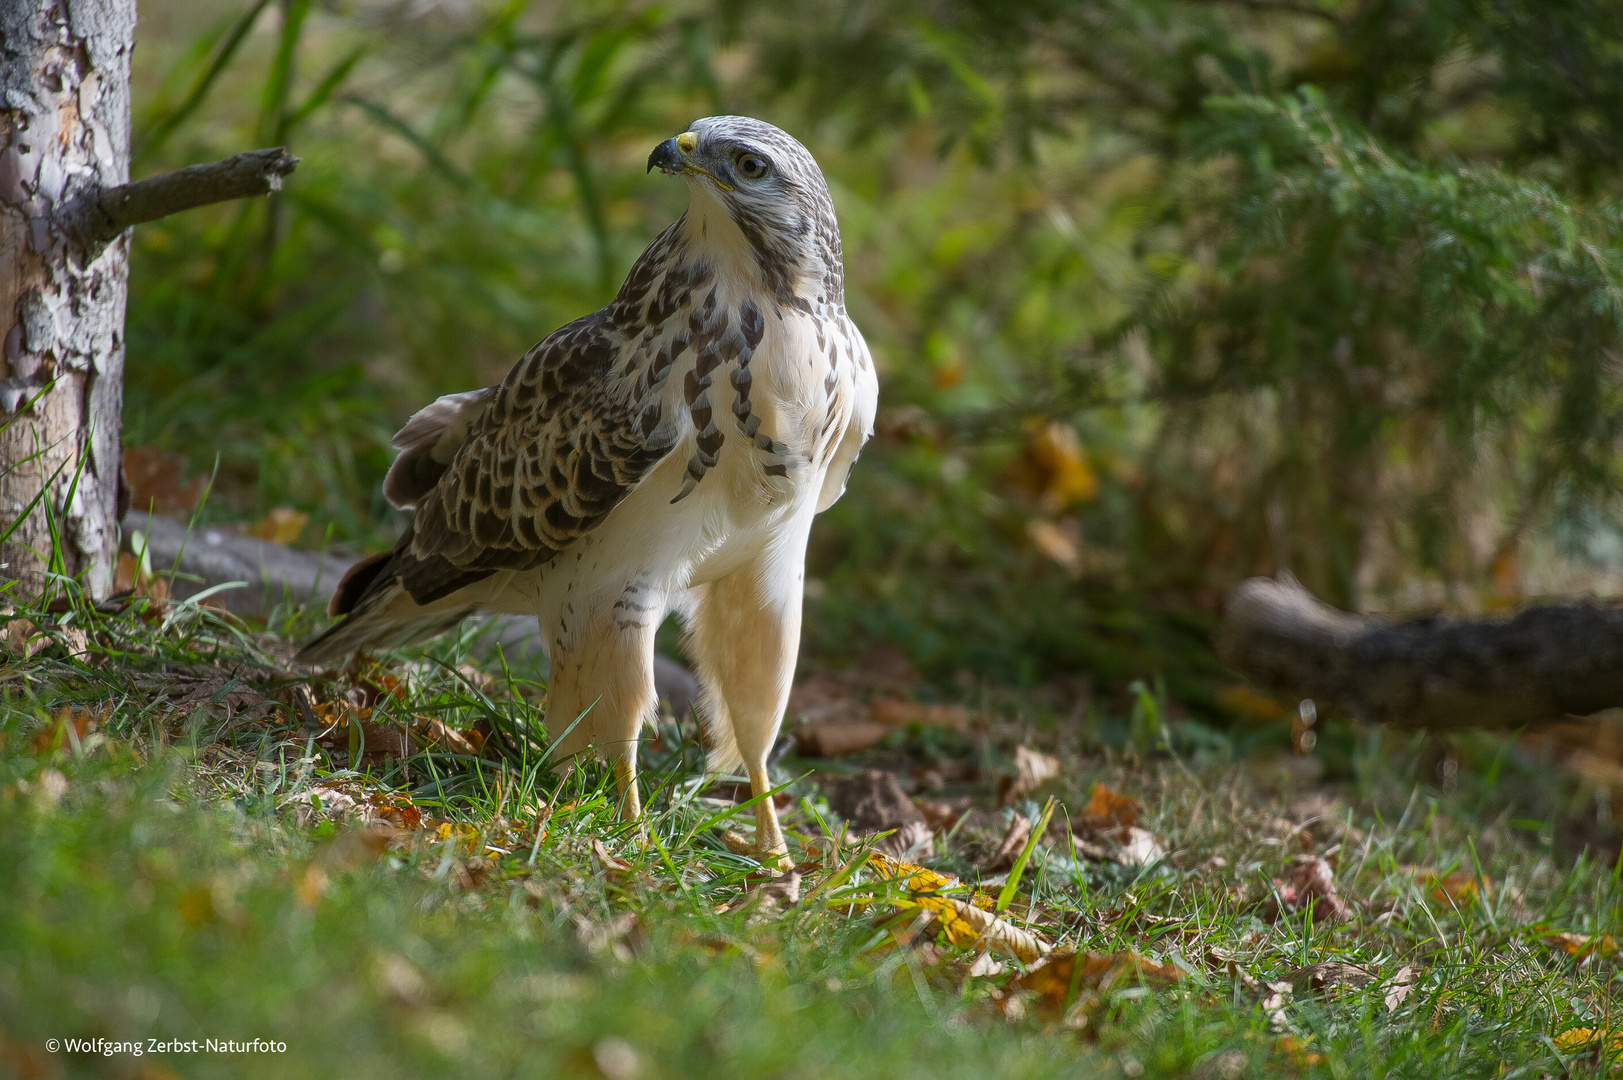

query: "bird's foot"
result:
(718, 829), (795, 874)
(757, 848), (795, 874)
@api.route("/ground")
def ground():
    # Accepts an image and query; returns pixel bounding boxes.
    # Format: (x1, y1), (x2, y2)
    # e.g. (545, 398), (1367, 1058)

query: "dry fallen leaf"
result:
(591, 838), (632, 884)
(1408, 867), (1491, 905)
(1553, 1026), (1623, 1054)
(415, 715), (483, 758)
(1545, 932), (1618, 959)
(1010, 418), (1097, 512)
(999, 745), (1061, 806)
(979, 814), (1033, 873)
(1011, 948), (1185, 1012)
(1078, 782), (1139, 833)
(1286, 961), (1376, 995)
(868, 699), (970, 729)
(865, 851), (1051, 963)
(1259, 856), (1350, 923)
(794, 721), (890, 757)
(254, 506), (309, 546)
(32, 704), (105, 755)
(1384, 965), (1416, 1012)
(114, 551), (170, 600)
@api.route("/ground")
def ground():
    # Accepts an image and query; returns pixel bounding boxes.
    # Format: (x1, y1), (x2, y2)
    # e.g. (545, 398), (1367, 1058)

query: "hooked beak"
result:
(648, 131), (733, 189)
(647, 132), (696, 175)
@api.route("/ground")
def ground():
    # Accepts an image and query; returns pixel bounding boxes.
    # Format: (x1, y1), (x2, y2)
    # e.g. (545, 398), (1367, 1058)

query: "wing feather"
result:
(388, 307), (684, 605)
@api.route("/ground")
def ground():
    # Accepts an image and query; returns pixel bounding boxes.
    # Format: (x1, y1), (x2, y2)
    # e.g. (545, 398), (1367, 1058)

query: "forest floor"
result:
(3, 589), (1622, 1080)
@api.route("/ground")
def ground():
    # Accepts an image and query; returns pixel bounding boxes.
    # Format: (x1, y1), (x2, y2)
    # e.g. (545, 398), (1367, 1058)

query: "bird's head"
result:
(648, 116), (842, 304)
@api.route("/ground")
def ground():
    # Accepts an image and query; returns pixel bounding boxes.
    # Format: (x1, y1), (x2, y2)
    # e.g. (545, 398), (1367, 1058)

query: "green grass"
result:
(1, 593), (1620, 1079)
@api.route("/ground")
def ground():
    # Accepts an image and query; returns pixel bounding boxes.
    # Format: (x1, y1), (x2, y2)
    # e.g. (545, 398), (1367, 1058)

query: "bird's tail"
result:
(297, 553), (474, 666)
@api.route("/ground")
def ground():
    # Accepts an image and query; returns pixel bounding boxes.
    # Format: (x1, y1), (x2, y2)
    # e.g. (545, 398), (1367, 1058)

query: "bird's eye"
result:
(735, 153), (770, 180)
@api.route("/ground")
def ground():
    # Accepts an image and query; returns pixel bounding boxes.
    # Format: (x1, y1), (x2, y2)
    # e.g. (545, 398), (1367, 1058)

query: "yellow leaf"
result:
(432, 821), (482, 854)
(254, 506), (309, 545)
(866, 851), (1050, 962)
(1408, 867), (1491, 905)
(1553, 1027), (1623, 1053)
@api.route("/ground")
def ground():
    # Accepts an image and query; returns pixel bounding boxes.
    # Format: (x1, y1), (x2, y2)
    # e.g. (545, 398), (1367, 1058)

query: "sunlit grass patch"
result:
(0, 598), (1620, 1078)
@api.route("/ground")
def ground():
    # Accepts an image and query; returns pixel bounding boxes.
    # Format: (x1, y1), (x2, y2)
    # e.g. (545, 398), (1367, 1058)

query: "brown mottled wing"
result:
(391, 311), (679, 605)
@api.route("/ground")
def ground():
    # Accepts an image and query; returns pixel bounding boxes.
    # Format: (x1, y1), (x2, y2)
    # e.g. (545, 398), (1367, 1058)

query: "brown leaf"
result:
(1110, 827), (1167, 867)
(998, 745), (1061, 806)
(370, 792), (425, 831)
(868, 699), (970, 729)
(1384, 965), (1416, 1012)
(1011, 948), (1185, 1012)
(1078, 782), (1139, 833)
(1259, 856), (1349, 923)
(1027, 517), (1089, 576)
(592, 838), (632, 884)
(1286, 961), (1377, 995)
(1007, 419), (1097, 512)
(1545, 932), (1618, 959)
(794, 721), (890, 757)
(3, 617), (41, 660)
(415, 715), (483, 758)
(32, 704), (104, 755)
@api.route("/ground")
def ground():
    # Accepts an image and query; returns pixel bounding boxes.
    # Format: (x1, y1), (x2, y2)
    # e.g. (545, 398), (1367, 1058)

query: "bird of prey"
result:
(299, 116), (878, 866)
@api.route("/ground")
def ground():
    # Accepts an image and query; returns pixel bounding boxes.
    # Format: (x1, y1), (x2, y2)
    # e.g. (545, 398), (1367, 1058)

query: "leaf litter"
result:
(14, 596), (1623, 1076)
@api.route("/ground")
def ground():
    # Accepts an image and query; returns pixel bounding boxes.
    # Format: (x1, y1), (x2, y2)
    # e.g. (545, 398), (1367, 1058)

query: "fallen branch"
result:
(72, 147), (300, 245)
(1218, 574), (1623, 729)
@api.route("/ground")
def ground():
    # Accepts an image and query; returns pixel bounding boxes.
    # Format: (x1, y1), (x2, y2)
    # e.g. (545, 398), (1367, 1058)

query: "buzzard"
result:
(299, 116), (878, 865)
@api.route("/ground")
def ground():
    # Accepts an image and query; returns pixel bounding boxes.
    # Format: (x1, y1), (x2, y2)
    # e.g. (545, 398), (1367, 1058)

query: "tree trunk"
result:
(0, 0), (134, 600)
(1218, 574), (1623, 729)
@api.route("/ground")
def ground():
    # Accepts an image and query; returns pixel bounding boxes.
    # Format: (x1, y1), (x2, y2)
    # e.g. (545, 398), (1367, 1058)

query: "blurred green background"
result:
(123, 0), (1623, 705)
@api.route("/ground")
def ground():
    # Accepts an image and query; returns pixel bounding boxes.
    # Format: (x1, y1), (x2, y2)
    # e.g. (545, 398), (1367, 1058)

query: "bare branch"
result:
(72, 147), (301, 246)
(1218, 574), (1623, 729)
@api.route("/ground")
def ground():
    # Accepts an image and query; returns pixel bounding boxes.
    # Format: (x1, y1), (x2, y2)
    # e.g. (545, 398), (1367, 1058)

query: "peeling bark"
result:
(1218, 574), (1623, 729)
(1, 3), (299, 601)
(0, 0), (134, 598)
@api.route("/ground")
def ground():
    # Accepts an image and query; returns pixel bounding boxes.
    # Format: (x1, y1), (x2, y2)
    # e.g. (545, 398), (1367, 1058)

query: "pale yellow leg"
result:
(614, 758), (643, 824)
(544, 595), (660, 829)
(685, 521), (812, 876)
(750, 764), (792, 871)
